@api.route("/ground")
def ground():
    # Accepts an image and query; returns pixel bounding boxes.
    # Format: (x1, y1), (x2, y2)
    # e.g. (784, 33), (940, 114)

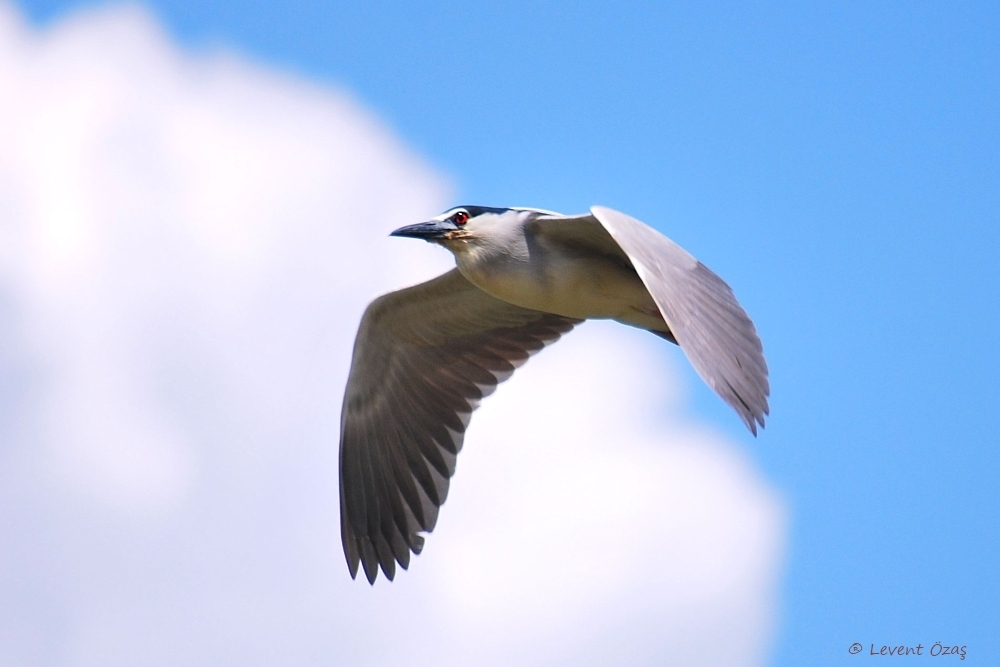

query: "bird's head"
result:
(390, 206), (559, 250)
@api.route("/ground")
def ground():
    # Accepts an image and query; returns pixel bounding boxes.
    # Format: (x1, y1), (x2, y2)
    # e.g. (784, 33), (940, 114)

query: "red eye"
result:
(453, 211), (469, 225)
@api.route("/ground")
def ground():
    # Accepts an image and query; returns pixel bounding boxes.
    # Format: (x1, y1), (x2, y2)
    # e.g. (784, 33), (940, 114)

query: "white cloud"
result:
(0, 3), (785, 666)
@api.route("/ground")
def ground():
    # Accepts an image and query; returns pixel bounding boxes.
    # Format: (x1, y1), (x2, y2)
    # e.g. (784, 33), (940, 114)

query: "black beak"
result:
(390, 220), (458, 241)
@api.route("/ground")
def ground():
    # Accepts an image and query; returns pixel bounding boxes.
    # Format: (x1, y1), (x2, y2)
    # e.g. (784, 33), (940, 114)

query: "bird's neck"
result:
(452, 237), (521, 279)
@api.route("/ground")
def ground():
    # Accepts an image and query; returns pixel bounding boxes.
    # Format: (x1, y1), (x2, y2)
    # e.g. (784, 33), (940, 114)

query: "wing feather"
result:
(530, 208), (769, 433)
(340, 269), (579, 583)
(589, 206), (769, 434)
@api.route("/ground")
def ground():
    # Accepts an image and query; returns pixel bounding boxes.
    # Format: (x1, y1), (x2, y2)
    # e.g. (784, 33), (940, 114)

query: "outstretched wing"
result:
(530, 207), (769, 434)
(589, 206), (769, 434)
(340, 269), (580, 583)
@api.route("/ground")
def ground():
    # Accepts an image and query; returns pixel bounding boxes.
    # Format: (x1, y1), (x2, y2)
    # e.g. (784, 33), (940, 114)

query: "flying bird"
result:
(339, 205), (769, 583)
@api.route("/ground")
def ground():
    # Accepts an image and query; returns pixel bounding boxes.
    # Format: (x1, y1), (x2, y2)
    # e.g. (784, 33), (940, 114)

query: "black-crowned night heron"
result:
(340, 205), (769, 583)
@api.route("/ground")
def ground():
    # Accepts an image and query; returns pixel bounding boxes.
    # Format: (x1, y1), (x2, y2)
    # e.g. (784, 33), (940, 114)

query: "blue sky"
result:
(13, 1), (1000, 664)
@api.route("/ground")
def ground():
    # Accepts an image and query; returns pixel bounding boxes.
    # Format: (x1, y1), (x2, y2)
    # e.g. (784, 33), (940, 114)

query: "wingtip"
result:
(746, 414), (767, 437)
(343, 530), (361, 580)
(362, 558), (378, 585)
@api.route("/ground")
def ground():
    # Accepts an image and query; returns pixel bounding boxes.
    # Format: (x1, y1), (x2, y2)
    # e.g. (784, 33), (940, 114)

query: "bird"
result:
(339, 205), (769, 584)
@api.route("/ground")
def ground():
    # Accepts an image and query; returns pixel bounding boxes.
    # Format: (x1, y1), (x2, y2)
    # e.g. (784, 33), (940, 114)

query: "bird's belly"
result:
(460, 255), (666, 330)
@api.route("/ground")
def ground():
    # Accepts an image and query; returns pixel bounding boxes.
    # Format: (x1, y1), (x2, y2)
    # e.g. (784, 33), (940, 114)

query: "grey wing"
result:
(588, 206), (769, 434)
(340, 269), (580, 583)
(530, 208), (769, 434)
